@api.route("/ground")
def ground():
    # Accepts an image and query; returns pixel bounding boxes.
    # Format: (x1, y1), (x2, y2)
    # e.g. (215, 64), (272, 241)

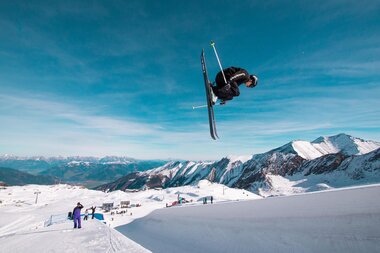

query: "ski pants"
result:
(73, 216), (81, 228)
(212, 71), (227, 96)
(212, 71), (235, 101)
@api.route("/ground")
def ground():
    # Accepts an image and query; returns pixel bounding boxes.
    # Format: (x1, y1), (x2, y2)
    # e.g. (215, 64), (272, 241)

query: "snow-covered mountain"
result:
(0, 155), (161, 170)
(97, 134), (380, 196)
(272, 133), (380, 159)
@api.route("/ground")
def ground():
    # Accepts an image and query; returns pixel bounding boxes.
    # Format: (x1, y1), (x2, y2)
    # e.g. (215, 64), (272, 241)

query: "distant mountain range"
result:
(0, 156), (168, 187)
(0, 167), (57, 186)
(97, 134), (380, 197)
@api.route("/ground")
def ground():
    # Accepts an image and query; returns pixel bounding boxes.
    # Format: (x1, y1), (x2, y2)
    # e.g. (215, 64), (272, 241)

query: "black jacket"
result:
(214, 67), (250, 100)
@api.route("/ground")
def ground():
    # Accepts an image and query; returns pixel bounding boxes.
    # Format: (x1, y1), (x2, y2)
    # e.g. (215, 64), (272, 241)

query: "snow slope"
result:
(0, 181), (259, 252)
(117, 184), (380, 253)
(0, 184), (149, 253)
(1, 219), (148, 253)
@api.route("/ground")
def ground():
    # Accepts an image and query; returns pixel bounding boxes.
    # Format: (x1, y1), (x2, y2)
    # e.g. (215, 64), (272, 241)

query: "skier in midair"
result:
(211, 67), (258, 103)
(72, 202), (83, 229)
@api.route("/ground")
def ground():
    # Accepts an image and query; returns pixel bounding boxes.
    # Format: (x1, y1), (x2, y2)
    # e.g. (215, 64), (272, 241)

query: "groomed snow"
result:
(0, 184), (149, 253)
(0, 181), (259, 252)
(2, 181), (379, 253)
(117, 184), (380, 253)
(0, 219), (149, 253)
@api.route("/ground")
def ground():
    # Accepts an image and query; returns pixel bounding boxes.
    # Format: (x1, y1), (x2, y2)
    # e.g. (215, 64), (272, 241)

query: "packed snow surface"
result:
(0, 181), (259, 252)
(117, 184), (380, 253)
(2, 181), (379, 253)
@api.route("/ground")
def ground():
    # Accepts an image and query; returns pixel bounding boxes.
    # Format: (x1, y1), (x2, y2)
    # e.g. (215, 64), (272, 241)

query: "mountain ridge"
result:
(0, 167), (58, 186)
(271, 133), (380, 160)
(97, 133), (380, 196)
(0, 156), (168, 187)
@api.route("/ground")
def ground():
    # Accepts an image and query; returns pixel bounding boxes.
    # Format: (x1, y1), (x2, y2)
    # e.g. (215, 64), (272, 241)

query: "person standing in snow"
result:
(210, 196), (213, 204)
(91, 206), (96, 219)
(84, 209), (89, 220)
(72, 202), (83, 229)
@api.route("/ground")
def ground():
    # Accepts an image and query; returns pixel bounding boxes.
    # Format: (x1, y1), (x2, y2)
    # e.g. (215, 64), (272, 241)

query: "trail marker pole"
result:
(34, 191), (41, 204)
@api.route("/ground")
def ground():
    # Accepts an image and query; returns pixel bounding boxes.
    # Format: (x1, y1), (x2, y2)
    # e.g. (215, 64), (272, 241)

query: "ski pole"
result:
(192, 103), (225, 109)
(192, 105), (207, 109)
(210, 41), (227, 85)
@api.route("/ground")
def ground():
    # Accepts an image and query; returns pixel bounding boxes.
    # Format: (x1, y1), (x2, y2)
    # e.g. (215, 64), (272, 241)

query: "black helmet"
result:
(248, 75), (258, 88)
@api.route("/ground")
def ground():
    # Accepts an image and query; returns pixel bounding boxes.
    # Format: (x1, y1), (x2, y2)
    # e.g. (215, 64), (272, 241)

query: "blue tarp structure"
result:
(46, 213), (105, 227)
(94, 213), (104, 220)
(80, 213), (104, 220)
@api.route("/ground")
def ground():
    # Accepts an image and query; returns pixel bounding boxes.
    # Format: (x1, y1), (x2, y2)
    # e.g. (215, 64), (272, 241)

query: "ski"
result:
(201, 49), (219, 140)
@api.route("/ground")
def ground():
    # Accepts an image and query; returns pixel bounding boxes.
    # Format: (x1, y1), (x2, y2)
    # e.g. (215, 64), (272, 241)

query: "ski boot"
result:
(209, 84), (218, 105)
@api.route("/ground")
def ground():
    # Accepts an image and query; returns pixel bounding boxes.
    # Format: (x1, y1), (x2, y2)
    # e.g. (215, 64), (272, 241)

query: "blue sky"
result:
(0, 0), (379, 160)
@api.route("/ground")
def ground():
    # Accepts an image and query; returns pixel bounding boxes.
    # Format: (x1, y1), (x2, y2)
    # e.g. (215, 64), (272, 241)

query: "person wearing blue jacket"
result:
(72, 202), (84, 229)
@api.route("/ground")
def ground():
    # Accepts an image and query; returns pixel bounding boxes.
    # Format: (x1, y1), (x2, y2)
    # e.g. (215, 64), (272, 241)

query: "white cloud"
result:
(0, 91), (378, 160)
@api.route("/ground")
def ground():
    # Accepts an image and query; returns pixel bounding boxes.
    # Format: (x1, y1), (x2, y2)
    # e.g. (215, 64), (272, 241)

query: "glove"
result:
(220, 82), (231, 93)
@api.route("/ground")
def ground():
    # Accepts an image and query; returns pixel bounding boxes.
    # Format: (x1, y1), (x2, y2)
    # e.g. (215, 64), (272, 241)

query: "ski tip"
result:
(210, 40), (215, 46)
(210, 135), (219, 140)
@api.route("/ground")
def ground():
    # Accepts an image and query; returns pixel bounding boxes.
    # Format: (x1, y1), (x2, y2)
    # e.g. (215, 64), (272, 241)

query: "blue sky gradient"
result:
(0, 0), (379, 159)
